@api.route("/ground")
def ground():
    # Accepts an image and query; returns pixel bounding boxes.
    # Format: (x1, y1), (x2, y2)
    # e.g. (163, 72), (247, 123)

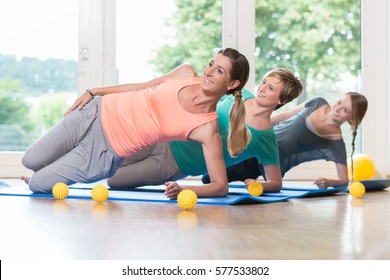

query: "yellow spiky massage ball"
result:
(177, 189), (198, 210)
(349, 182), (366, 198)
(52, 182), (69, 200)
(91, 185), (109, 203)
(247, 181), (263, 196)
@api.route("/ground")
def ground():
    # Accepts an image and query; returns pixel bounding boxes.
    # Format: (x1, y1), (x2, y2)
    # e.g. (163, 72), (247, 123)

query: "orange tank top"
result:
(101, 77), (218, 158)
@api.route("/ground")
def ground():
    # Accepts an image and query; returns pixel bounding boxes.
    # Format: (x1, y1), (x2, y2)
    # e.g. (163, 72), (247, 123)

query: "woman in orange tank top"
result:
(21, 48), (250, 199)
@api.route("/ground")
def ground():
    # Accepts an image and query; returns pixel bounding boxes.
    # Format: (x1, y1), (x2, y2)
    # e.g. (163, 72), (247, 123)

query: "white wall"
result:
(361, 0), (390, 178)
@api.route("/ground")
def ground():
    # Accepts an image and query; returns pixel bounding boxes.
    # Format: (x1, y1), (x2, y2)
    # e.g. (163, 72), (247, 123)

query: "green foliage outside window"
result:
(0, 0), (360, 151)
(152, 0), (360, 101)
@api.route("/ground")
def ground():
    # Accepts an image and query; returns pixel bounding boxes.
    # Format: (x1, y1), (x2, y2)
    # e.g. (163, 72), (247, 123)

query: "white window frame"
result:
(1, 0), (389, 179)
(78, 0), (116, 93)
(360, 0), (390, 179)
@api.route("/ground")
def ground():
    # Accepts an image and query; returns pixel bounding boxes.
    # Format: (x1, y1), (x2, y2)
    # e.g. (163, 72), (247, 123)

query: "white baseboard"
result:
(283, 160), (338, 181)
(0, 152), (32, 178)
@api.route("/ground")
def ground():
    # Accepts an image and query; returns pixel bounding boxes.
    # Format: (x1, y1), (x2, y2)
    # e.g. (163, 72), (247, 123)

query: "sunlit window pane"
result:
(0, 0), (79, 151)
(116, 0), (177, 83)
(255, 0), (361, 154)
(116, 0), (222, 83)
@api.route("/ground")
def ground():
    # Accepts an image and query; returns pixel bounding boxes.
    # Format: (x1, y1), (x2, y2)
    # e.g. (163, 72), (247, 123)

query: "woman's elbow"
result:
(264, 180), (282, 193)
(215, 182), (229, 197)
(219, 187), (229, 197)
(338, 178), (350, 187)
(275, 180), (283, 192)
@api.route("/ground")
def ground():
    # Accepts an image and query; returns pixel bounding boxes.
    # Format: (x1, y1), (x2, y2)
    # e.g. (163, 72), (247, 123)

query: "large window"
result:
(1, 0), (388, 178)
(254, 0), (362, 179)
(0, 0), (79, 152)
(255, 0), (361, 150)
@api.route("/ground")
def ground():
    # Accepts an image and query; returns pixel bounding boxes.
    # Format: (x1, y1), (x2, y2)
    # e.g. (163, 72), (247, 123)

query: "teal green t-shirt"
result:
(169, 89), (279, 176)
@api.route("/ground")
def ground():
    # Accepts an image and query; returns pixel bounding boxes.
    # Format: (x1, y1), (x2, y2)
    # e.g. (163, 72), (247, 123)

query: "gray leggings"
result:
(22, 98), (123, 193)
(107, 142), (185, 188)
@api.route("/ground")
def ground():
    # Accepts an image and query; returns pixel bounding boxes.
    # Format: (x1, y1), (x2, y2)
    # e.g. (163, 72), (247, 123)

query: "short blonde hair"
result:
(265, 68), (303, 110)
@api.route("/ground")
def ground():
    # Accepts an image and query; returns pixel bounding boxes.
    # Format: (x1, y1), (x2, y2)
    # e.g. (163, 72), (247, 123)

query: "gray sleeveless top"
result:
(276, 97), (347, 176)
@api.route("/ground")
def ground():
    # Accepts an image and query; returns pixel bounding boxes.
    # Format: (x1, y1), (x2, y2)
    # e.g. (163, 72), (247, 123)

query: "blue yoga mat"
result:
(119, 182), (347, 198)
(230, 179), (390, 197)
(5, 179), (385, 204)
(346, 179), (390, 192)
(228, 184), (347, 198)
(0, 182), (289, 205)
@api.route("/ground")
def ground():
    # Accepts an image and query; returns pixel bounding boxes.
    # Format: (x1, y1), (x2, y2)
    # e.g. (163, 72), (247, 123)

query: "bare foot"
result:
(21, 175), (30, 184)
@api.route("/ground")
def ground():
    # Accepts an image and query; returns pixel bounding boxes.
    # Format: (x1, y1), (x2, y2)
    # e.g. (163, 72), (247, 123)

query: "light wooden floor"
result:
(1, 178), (390, 260)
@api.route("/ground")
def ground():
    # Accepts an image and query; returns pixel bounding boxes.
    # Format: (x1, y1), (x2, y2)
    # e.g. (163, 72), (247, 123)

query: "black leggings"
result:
(201, 157), (264, 183)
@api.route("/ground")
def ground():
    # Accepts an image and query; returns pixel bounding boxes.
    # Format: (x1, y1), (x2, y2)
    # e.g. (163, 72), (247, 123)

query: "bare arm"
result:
(65, 63), (198, 115)
(271, 102), (305, 125)
(313, 162), (349, 188)
(244, 164), (282, 193)
(164, 120), (229, 199)
(91, 63), (198, 96)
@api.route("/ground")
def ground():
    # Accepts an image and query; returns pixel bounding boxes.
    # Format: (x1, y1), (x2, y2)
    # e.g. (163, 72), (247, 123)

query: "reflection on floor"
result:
(1, 178), (390, 260)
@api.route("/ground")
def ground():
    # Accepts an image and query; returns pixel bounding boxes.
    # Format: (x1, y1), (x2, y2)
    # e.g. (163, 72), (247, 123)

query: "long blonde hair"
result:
(218, 48), (250, 157)
(346, 92), (368, 181)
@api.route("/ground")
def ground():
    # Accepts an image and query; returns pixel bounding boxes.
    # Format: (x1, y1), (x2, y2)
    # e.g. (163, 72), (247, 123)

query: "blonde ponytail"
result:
(218, 48), (250, 157)
(228, 91), (251, 157)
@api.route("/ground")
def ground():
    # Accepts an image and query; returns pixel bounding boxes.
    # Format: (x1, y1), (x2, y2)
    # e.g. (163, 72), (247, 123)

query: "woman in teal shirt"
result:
(203, 93), (368, 189)
(108, 68), (303, 198)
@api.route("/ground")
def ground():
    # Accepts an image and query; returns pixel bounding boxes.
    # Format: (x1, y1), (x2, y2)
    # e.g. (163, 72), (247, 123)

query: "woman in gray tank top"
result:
(202, 93), (368, 188)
